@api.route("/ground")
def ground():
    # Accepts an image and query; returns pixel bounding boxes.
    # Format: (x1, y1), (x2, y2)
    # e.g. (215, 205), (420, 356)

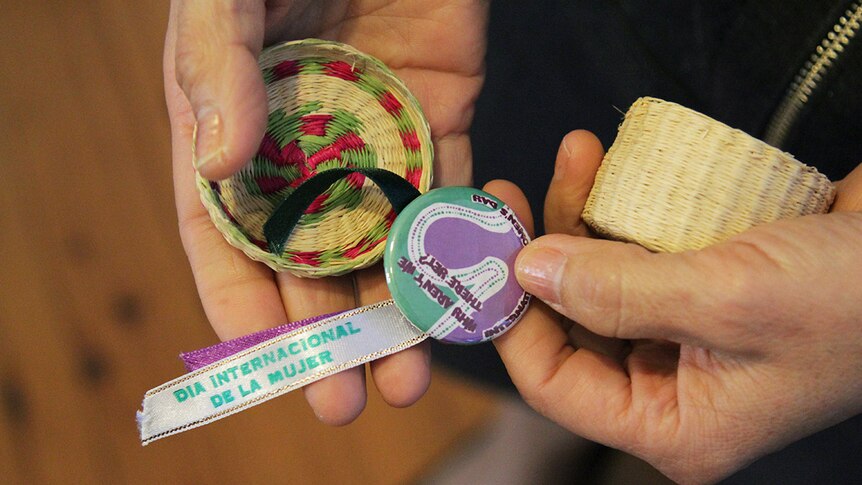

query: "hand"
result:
(494, 130), (862, 483)
(164, 0), (488, 424)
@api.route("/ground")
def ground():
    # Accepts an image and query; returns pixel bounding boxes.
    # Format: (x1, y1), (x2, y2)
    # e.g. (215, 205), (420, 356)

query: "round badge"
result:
(383, 187), (531, 344)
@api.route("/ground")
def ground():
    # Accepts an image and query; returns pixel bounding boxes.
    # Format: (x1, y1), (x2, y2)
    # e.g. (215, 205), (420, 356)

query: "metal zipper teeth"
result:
(764, 1), (862, 147)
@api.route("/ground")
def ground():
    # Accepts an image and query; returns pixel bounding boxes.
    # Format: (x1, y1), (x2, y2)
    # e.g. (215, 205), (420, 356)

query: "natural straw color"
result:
(195, 39), (433, 277)
(583, 97), (836, 252)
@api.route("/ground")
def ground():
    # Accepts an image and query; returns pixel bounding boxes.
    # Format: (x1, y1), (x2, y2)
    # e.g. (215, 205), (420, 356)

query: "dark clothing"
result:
(436, 1), (862, 482)
(469, 1), (860, 228)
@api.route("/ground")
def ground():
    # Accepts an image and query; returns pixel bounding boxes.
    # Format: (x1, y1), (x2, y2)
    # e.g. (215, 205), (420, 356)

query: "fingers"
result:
(302, 368), (368, 426)
(542, 130), (634, 358)
(167, 2), (290, 341)
(433, 133), (473, 187)
(273, 272), (369, 425)
(173, 119), (290, 341)
(494, 300), (633, 444)
(833, 163), (862, 212)
(489, 181), (633, 445)
(274, 272), (356, 321)
(515, 234), (761, 349)
(566, 320), (632, 361)
(544, 130), (605, 236)
(366, 338), (431, 408)
(173, 98), (289, 341)
(178, 210), (291, 340)
(168, 0), (369, 424)
(529, 129), (739, 347)
(353, 267), (433, 408)
(174, 0), (268, 180)
(515, 125), (764, 346)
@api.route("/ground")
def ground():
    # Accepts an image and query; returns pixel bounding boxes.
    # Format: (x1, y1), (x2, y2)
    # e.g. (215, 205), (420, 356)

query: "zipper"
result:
(764, 1), (862, 147)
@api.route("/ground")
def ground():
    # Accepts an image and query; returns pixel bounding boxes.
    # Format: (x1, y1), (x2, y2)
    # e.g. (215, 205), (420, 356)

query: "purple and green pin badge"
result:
(384, 187), (531, 345)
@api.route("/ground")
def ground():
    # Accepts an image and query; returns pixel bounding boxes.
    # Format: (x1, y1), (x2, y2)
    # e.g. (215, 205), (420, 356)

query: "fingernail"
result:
(193, 106), (223, 171)
(516, 246), (566, 304)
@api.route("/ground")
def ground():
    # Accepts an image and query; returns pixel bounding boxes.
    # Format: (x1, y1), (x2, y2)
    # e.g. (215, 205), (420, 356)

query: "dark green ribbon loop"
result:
(264, 168), (422, 255)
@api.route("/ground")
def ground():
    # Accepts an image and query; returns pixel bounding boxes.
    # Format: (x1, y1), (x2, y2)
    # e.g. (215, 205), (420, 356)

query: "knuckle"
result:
(695, 243), (772, 336)
(174, 3), (224, 101)
(222, 0), (259, 18)
(509, 351), (559, 416)
(718, 264), (762, 317)
(178, 214), (222, 265)
(174, 0), (261, 97)
(173, 40), (207, 98)
(563, 251), (627, 338)
(519, 379), (554, 417)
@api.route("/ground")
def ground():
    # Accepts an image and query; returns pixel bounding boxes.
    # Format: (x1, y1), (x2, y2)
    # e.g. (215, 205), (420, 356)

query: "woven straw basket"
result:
(196, 39), (433, 277)
(583, 97), (836, 252)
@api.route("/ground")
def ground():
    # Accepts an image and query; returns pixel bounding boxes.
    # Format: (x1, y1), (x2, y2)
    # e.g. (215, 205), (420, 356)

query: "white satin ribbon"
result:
(138, 300), (426, 445)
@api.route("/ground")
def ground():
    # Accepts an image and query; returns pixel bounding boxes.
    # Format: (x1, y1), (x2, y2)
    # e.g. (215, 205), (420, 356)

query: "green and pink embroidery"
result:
(208, 57), (425, 269)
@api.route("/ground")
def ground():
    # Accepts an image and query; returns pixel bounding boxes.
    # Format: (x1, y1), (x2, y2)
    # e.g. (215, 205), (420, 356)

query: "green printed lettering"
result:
(210, 390), (234, 408)
(251, 357), (263, 371)
(277, 347), (289, 360)
(336, 325), (348, 338)
(308, 334), (321, 348)
(176, 382), (207, 401)
(262, 352), (276, 366)
(321, 328), (336, 343)
(239, 379), (262, 397)
(318, 351), (333, 364)
(240, 362), (252, 375)
(215, 370), (231, 386)
(227, 366), (240, 380)
(346, 322), (361, 334)
(306, 356), (319, 369)
(289, 342), (301, 355)
(268, 370), (285, 384)
(173, 389), (189, 403)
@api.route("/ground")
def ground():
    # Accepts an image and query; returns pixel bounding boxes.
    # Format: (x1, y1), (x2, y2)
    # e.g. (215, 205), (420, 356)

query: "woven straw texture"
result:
(196, 39), (433, 277)
(583, 97), (836, 252)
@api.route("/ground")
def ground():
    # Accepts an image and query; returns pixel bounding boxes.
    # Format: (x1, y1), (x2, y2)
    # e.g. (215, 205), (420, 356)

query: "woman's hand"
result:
(495, 130), (862, 483)
(164, 0), (488, 425)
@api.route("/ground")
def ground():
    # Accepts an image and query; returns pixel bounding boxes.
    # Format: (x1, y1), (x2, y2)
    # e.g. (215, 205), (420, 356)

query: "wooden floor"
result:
(0, 2), (496, 483)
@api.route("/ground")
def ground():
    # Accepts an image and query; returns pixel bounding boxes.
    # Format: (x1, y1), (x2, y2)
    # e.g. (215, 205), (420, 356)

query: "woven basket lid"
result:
(196, 39), (434, 277)
(583, 97), (836, 252)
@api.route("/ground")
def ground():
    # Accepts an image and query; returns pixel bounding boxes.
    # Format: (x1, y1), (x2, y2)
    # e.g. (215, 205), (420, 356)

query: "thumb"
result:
(514, 234), (747, 348)
(174, 0), (268, 180)
(543, 130), (605, 236)
(833, 163), (862, 212)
